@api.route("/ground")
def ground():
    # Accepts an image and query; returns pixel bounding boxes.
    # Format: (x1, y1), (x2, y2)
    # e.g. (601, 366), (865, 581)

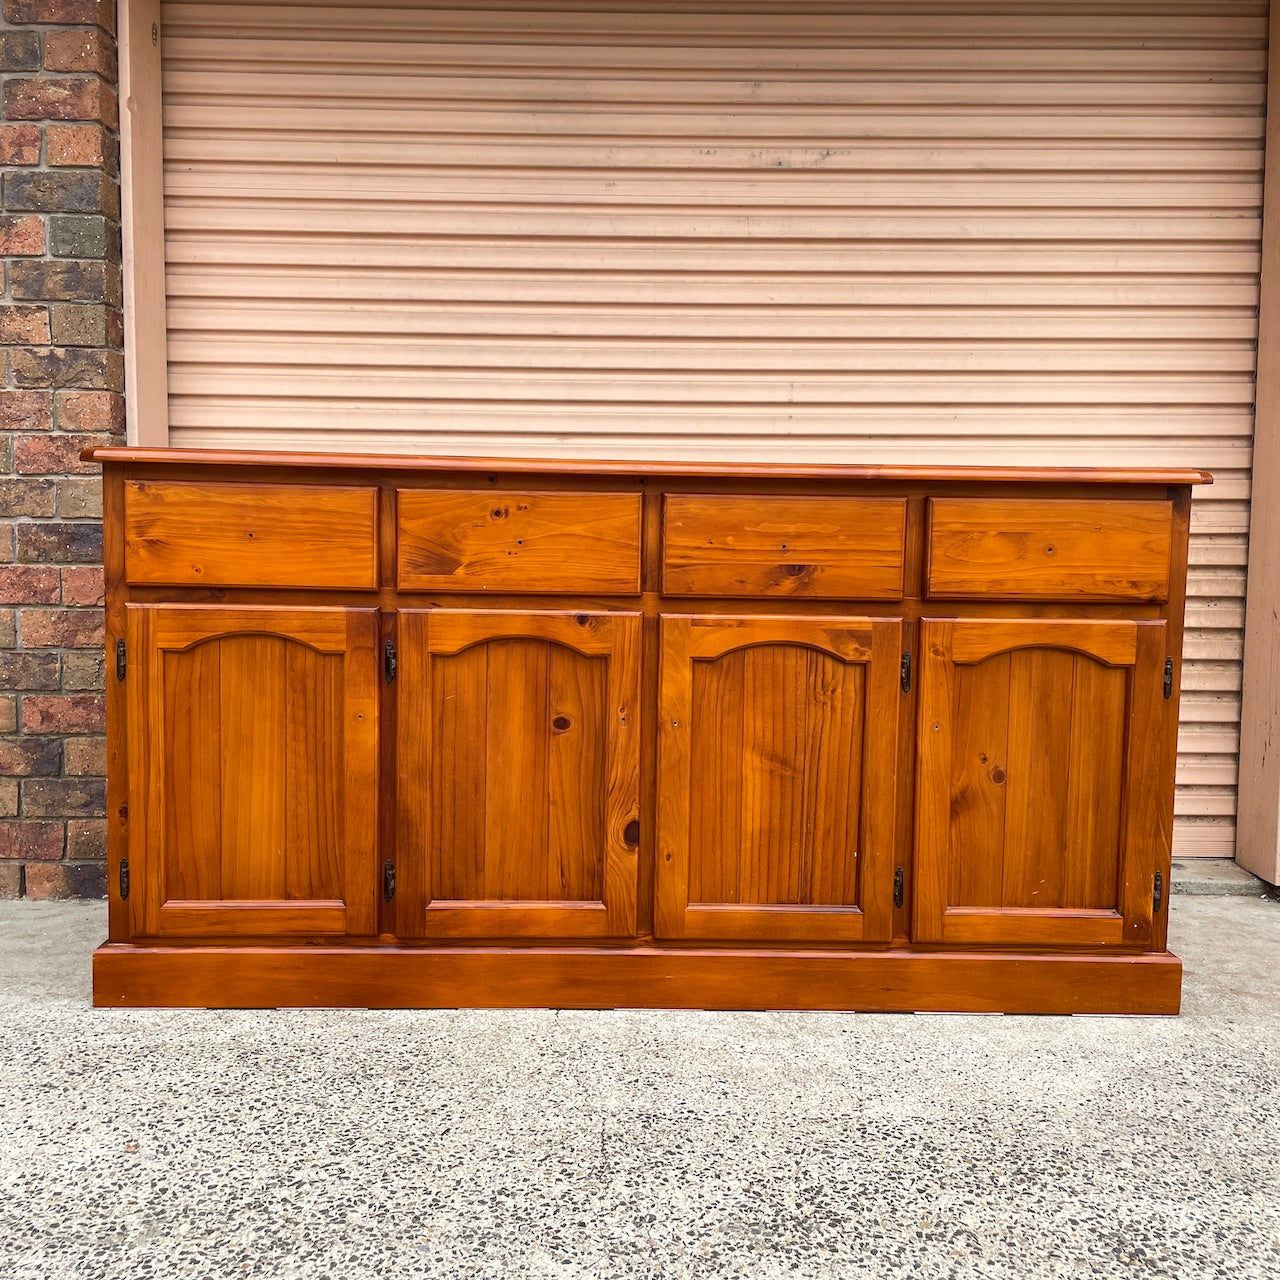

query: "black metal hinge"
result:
(116, 638), (126, 681)
(383, 860), (396, 902)
(900, 651), (912, 693)
(119, 857), (130, 900)
(384, 640), (397, 684)
(1153, 872), (1165, 914)
(893, 866), (904, 909)
(1163, 657), (1174, 699)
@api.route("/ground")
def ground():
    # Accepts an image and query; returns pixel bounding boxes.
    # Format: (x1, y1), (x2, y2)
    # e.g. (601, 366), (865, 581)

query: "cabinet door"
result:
(396, 610), (641, 939)
(656, 615), (902, 942)
(126, 605), (381, 938)
(914, 618), (1174, 949)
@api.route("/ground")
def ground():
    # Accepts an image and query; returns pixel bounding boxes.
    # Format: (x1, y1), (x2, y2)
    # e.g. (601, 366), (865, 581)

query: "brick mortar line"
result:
(1, 0), (121, 897)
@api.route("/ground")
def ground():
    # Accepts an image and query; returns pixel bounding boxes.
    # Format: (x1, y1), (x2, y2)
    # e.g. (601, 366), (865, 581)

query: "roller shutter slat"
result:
(158, 0), (1260, 857)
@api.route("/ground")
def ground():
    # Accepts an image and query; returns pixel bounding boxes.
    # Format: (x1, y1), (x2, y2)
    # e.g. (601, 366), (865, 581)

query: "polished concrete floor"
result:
(1, 894), (1277, 1280)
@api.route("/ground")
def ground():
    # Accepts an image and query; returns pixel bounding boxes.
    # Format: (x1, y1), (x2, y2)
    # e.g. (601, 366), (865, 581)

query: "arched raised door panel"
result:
(394, 609), (642, 939)
(913, 618), (1176, 949)
(124, 604), (381, 938)
(656, 615), (903, 943)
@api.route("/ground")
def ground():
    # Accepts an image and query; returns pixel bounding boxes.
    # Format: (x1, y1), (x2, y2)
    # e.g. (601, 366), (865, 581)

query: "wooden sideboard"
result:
(88, 449), (1209, 1013)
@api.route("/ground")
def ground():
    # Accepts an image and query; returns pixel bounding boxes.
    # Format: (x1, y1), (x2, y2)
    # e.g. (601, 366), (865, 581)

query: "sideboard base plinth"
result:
(92, 943), (1183, 1015)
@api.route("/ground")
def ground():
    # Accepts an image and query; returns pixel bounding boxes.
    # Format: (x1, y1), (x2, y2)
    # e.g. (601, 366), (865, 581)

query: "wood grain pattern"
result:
(662, 494), (906, 598)
(98, 455), (1195, 1012)
(427, 631), (487, 901)
(694, 645), (862, 906)
(396, 489), (642, 593)
(948, 650), (1127, 913)
(1065, 657), (1128, 909)
(85, 447), (1214, 487)
(948, 654), (1009, 909)
(915, 617), (1161, 948)
(484, 638), (551, 900)
(124, 480), (379, 589)
(160, 637), (221, 903)
(94, 446), (1213, 873)
(92, 943), (1183, 1015)
(927, 498), (1174, 601)
(951, 618), (1138, 668)
(286, 642), (344, 901)
(397, 609), (641, 939)
(549, 644), (608, 901)
(126, 604), (380, 938)
(687, 636), (742, 906)
(219, 635), (288, 901)
(1118, 623), (1177, 948)
(656, 615), (900, 943)
(1002, 649), (1075, 909)
(103, 467), (132, 943)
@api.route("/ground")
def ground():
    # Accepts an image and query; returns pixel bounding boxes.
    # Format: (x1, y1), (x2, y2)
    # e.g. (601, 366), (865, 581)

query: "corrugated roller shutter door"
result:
(157, 0), (1264, 856)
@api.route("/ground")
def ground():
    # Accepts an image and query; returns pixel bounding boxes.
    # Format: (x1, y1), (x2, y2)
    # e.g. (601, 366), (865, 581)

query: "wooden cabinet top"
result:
(87, 446), (1211, 488)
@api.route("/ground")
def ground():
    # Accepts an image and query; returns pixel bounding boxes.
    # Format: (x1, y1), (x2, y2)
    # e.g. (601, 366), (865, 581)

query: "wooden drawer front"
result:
(662, 495), (907, 599)
(397, 490), (642, 593)
(124, 481), (379, 589)
(926, 498), (1174, 601)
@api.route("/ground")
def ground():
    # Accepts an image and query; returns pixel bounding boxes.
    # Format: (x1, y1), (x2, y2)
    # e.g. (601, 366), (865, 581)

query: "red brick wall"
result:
(1, 0), (120, 898)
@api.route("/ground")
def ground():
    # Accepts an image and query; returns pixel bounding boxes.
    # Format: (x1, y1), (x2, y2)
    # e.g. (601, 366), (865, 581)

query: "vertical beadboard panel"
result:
(156, 0), (1264, 855)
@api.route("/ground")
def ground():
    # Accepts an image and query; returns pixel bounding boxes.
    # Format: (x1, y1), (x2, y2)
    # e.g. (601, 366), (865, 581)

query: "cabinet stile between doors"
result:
(90, 452), (1204, 1013)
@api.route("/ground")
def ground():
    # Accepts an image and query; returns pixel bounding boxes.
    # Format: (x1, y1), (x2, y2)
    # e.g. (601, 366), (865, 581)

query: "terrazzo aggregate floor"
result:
(1, 895), (1278, 1280)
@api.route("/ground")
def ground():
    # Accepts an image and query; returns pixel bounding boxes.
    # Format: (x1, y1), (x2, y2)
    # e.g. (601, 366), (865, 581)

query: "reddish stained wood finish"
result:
(396, 609), (641, 939)
(124, 480), (379, 589)
(92, 944), (1182, 1015)
(125, 604), (381, 938)
(396, 489), (642, 593)
(655, 615), (900, 943)
(661, 494), (906, 598)
(86, 446), (1213, 488)
(913, 617), (1173, 949)
(94, 453), (1198, 1012)
(103, 466), (129, 943)
(926, 497), (1174, 602)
